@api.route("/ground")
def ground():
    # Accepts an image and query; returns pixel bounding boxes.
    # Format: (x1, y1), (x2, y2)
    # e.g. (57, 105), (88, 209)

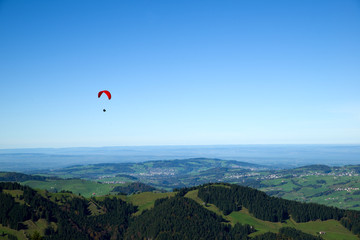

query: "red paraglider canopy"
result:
(98, 90), (111, 100)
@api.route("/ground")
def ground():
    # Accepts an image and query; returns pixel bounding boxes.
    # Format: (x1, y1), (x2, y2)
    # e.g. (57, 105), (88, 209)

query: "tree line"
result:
(196, 183), (359, 236)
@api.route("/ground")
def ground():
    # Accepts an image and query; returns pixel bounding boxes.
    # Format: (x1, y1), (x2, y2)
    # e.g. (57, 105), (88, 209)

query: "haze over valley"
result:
(1, 145), (360, 172)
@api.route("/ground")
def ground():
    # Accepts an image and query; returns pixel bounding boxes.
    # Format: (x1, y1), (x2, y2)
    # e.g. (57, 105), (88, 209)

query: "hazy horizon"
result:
(2, 142), (360, 149)
(1, 144), (360, 172)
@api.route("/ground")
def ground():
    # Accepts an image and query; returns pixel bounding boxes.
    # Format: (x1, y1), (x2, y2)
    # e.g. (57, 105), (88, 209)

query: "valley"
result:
(11, 158), (359, 211)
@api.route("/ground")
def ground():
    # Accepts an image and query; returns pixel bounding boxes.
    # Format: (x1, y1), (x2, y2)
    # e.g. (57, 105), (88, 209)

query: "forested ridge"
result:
(111, 182), (156, 194)
(125, 195), (254, 239)
(197, 184), (342, 222)
(195, 183), (360, 236)
(0, 182), (137, 239)
(1, 182), (359, 239)
(0, 172), (49, 182)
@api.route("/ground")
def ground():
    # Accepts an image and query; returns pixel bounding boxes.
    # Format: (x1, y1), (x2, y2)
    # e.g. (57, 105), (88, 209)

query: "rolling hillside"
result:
(0, 182), (359, 239)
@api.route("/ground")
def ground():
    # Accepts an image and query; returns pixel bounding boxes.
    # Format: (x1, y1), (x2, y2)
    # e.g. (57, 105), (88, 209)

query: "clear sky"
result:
(0, 0), (359, 148)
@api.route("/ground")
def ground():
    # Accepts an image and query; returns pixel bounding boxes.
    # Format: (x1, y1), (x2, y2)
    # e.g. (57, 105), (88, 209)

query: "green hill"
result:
(1, 182), (360, 239)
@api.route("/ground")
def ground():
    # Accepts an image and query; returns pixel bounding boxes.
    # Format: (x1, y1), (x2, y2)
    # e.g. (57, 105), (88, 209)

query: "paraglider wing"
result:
(98, 90), (111, 100)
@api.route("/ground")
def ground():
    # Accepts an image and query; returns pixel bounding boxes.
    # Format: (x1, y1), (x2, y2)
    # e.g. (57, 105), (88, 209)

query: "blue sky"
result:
(0, 0), (359, 148)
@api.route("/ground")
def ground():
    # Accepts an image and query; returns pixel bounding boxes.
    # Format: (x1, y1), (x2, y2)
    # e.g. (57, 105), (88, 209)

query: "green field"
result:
(22, 179), (124, 198)
(126, 192), (176, 215)
(230, 210), (357, 240)
(0, 224), (26, 240)
(260, 174), (360, 211)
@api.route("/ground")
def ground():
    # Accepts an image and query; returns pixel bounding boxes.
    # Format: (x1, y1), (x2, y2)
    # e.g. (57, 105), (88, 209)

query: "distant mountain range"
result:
(1, 144), (360, 172)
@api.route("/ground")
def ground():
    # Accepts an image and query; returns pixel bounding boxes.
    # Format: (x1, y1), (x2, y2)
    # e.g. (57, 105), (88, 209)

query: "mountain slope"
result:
(1, 182), (360, 239)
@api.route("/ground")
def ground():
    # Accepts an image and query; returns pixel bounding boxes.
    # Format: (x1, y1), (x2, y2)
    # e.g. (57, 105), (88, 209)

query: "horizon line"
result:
(1, 143), (360, 150)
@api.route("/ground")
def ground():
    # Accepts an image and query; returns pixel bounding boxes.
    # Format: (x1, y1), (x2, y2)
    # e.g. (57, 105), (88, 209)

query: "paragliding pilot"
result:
(98, 90), (111, 112)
